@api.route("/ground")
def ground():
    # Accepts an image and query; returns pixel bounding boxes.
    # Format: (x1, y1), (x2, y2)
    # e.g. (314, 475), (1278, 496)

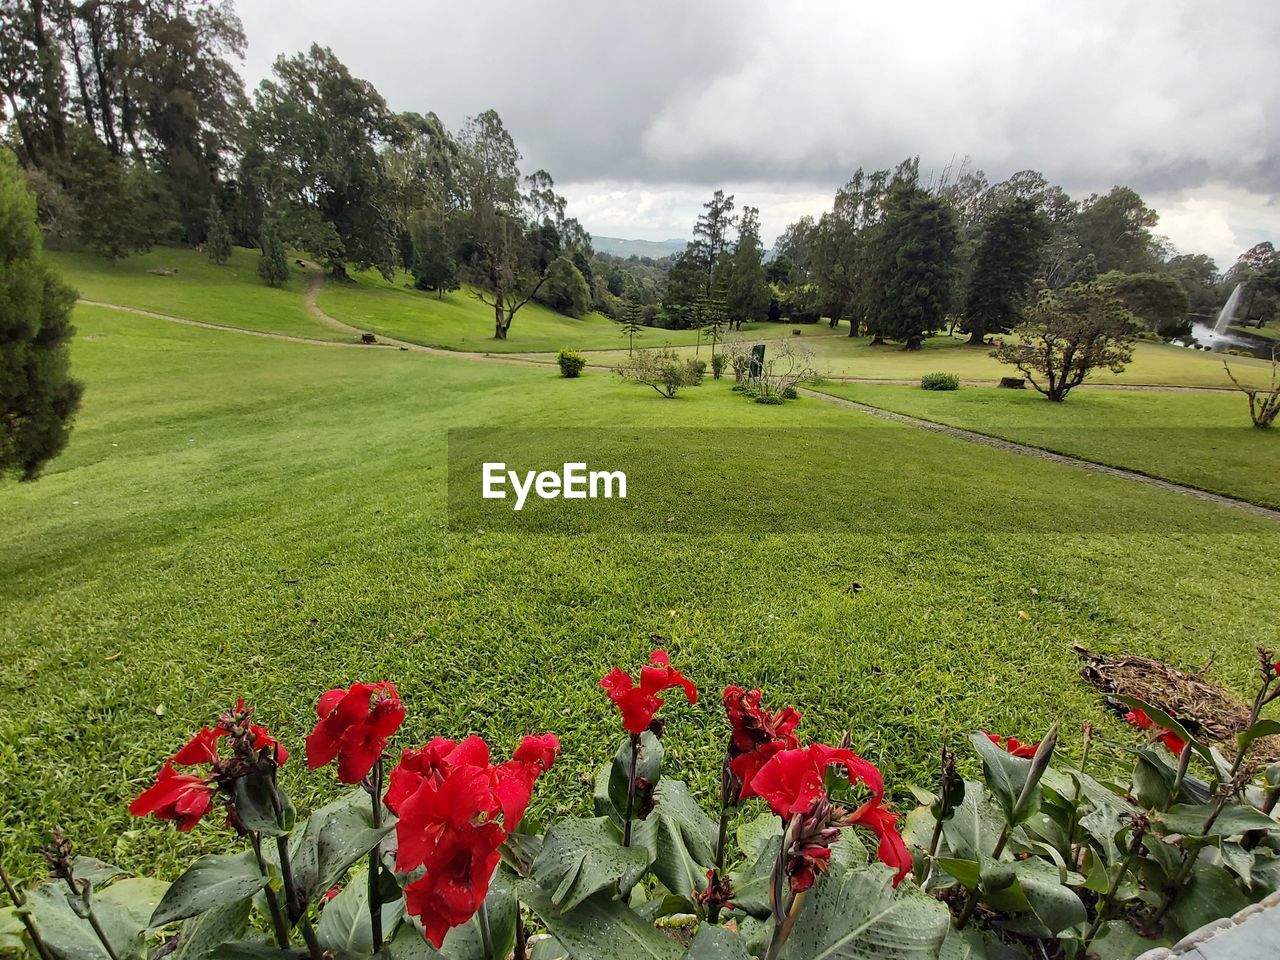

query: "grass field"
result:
(2, 292), (1279, 883)
(46, 246), (351, 342)
(811, 382), (1280, 508)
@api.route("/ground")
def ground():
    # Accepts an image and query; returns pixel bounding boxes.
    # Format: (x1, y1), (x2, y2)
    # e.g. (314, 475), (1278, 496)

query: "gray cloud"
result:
(235, 0), (1280, 263)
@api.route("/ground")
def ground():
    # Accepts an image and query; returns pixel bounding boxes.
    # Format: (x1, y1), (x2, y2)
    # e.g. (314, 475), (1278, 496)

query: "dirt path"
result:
(81, 281), (1278, 522)
(800, 387), (1280, 521)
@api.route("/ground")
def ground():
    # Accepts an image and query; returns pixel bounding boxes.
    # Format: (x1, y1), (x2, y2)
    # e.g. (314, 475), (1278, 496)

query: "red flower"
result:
(983, 731), (1039, 759)
(848, 800), (912, 887)
(129, 762), (216, 832)
(1124, 709), (1187, 756)
(785, 799), (842, 893)
(600, 650), (697, 735)
(173, 721), (289, 766)
(747, 744), (884, 817)
(306, 682), (406, 784)
(389, 733), (556, 947)
(723, 687), (802, 800)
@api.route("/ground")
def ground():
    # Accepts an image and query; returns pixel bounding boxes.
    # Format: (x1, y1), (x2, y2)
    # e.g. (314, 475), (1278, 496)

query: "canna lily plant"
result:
(1, 646), (1278, 960)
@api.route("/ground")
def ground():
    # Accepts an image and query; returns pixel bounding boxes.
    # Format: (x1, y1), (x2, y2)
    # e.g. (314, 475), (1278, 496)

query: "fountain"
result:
(1178, 282), (1268, 356)
(1213, 282), (1244, 335)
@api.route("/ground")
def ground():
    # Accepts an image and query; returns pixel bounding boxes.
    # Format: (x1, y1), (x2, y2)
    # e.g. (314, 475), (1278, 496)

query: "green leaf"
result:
(533, 818), (650, 910)
(209, 942), (305, 960)
(630, 780), (717, 898)
(1158, 803), (1278, 839)
(940, 781), (1006, 863)
(969, 734), (1039, 827)
(265, 788), (393, 904)
(777, 863), (951, 960)
(736, 810), (780, 865)
(233, 774), (296, 838)
(315, 871), (404, 955)
(1166, 862), (1251, 940)
(681, 925), (751, 959)
(69, 860), (127, 892)
(726, 832), (781, 919)
(171, 900), (253, 960)
(27, 877), (168, 960)
(989, 859), (1086, 938)
(1237, 718), (1280, 754)
(0, 906), (27, 959)
(382, 920), (442, 960)
(150, 852), (267, 929)
(939, 926), (1033, 960)
(1086, 922), (1166, 960)
(1112, 696), (1210, 765)
(935, 859), (981, 891)
(519, 881), (683, 960)
(596, 734), (664, 826)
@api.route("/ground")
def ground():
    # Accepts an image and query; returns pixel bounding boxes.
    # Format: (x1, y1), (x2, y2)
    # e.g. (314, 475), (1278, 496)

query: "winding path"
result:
(78, 273), (1280, 523)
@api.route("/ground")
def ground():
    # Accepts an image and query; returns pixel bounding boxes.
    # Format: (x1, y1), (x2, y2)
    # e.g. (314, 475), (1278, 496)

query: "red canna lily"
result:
(600, 650), (697, 735)
(389, 732), (556, 948)
(983, 731), (1039, 760)
(1124, 709), (1187, 756)
(306, 681), (406, 784)
(128, 762), (217, 832)
(723, 686), (802, 801)
(746, 743), (884, 816)
(174, 720), (289, 767)
(848, 799), (912, 887)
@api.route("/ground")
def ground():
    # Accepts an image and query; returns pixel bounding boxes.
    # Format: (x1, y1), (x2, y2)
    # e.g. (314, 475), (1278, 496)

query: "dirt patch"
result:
(1074, 643), (1280, 764)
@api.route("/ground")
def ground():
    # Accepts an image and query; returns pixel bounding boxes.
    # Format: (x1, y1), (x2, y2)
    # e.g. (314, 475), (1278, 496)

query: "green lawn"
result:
(573, 327), (1278, 389)
(2, 303), (1278, 884)
(810, 382), (1280, 508)
(316, 265), (778, 353)
(47, 245), (352, 342)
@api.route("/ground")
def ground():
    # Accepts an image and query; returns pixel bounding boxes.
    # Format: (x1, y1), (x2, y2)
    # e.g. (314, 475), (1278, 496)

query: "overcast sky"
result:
(236, 0), (1279, 268)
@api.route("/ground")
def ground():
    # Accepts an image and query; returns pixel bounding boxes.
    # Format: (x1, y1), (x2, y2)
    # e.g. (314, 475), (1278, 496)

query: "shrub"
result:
(754, 392), (785, 404)
(556, 348), (586, 378)
(613, 348), (700, 398)
(710, 353), (728, 379)
(685, 358), (706, 385)
(781, 385), (798, 399)
(921, 371), (960, 391)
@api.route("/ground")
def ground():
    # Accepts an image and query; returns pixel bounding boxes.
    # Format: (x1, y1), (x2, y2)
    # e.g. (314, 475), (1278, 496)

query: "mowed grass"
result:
(1, 303), (1278, 883)
(316, 265), (776, 353)
(47, 246), (351, 342)
(571, 327), (1279, 389)
(811, 382), (1280, 508)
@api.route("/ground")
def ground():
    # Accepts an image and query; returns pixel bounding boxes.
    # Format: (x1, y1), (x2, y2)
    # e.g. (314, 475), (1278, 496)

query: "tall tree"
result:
(720, 205), (770, 328)
(962, 197), (1051, 344)
(870, 180), (959, 348)
(408, 209), (459, 298)
(1074, 186), (1159, 275)
(1163, 253), (1219, 324)
(0, 150), (82, 480)
(205, 198), (231, 264)
(245, 45), (402, 278)
(691, 189), (735, 293)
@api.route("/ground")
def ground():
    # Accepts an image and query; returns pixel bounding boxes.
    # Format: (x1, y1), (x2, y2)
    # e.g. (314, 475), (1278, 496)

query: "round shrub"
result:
(556, 349), (587, 378)
(920, 371), (960, 391)
(754, 392), (786, 404)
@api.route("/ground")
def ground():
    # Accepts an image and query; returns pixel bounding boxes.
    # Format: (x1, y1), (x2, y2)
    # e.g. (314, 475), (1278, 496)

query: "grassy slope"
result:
(1, 303), (1277, 881)
(47, 246), (351, 342)
(571, 329), (1278, 389)
(811, 382), (1280, 508)
(317, 266), (776, 353)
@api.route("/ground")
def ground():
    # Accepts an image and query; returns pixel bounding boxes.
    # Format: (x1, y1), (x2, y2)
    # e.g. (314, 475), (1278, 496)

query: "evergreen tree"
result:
(871, 183), (960, 348)
(0, 151), (83, 481)
(617, 299), (644, 355)
(408, 211), (459, 298)
(205, 202), (233, 265)
(963, 197), (1051, 344)
(722, 206), (771, 329)
(692, 189), (736, 293)
(257, 220), (289, 286)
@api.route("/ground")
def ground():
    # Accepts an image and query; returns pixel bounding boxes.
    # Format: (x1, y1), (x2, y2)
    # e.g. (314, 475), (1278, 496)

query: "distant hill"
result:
(592, 236), (689, 259)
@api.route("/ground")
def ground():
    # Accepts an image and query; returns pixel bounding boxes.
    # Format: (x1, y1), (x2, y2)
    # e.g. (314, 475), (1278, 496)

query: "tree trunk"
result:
(967, 325), (986, 345)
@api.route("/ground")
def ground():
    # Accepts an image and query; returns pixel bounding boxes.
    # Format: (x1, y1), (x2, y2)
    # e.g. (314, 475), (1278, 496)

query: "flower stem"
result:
(368, 757), (385, 953)
(478, 899), (495, 960)
(249, 833), (291, 950)
(269, 826), (323, 960)
(0, 858), (54, 960)
(58, 876), (119, 960)
(1081, 816), (1148, 950)
(764, 889), (805, 960)
(707, 786), (732, 924)
(622, 733), (640, 847)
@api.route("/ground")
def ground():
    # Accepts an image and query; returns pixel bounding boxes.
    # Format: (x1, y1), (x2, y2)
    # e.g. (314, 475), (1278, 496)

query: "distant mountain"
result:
(592, 236), (689, 259)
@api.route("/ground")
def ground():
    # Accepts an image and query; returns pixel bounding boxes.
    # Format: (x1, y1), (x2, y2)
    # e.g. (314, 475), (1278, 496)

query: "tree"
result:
(871, 181), (959, 348)
(721, 205), (770, 328)
(616, 299), (644, 355)
(963, 197), (1051, 344)
(537, 256), (590, 317)
(0, 150), (82, 480)
(1163, 253), (1220, 324)
(1074, 186), (1159, 275)
(408, 210), (459, 298)
(993, 282), (1139, 401)
(1101, 271), (1189, 338)
(205, 201), (232, 264)
(1223, 347), (1280, 429)
(659, 249), (704, 325)
(613, 349), (702, 398)
(257, 219), (288, 286)
(691, 189), (735, 293)
(245, 45), (402, 278)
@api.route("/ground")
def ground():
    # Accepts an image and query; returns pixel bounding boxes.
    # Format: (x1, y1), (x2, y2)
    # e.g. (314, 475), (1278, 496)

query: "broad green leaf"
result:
(939, 926), (1032, 960)
(1087, 921), (1167, 960)
(519, 881), (683, 960)
(597, 733), (664, 826)
(69, 860), (127, 892)
(630, 780), (717, 898)
(533, 818), (650, 910)
(26, 878), (166, 960)
(1157, 803), (1277, 839)
(382, 919), (442, 960)
(990, 859), (1085, 938)
(736, 810), (780, 864)
(209, 942), (304, 960)
(233, 774), (296, 838)
(1237, 718), (1280, 754)
(1166, 862), (1251, 940)
(171, 900), (253, 960)
(940, 782), (1006, 863)
(315, 871), (405, 955)
(726, 833), (780, 919)
(0, 907), (28, 959)
(935, 859), (981, 891)
(264, 788), (393, 904)
(777, 863), (951, 960)
(151, 852), (266, 928)
(681, 925), (751, 959)
(969, 734), (1039, 827)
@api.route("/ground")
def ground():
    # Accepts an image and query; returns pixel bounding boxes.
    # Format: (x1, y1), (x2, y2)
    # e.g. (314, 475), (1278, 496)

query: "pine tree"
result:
(872, 183), (960, 348)
(963, 197), (1050, 344)
(257, 220), (290, 286)
(616, 299), (644, 355)
(205, 202), (233, 265)
(0, 151), (83, 480)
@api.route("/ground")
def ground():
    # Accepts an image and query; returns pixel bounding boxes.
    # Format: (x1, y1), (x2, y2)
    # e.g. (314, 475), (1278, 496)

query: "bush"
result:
(710, 353), (728, 379)
(754, 392), (785, 404)
(613, 349), (701, 398)
(686, 358), (706, 385)
(781, 385), (798, 399)
(921, 371), (960, 391)
(556, 348), (586, 378)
